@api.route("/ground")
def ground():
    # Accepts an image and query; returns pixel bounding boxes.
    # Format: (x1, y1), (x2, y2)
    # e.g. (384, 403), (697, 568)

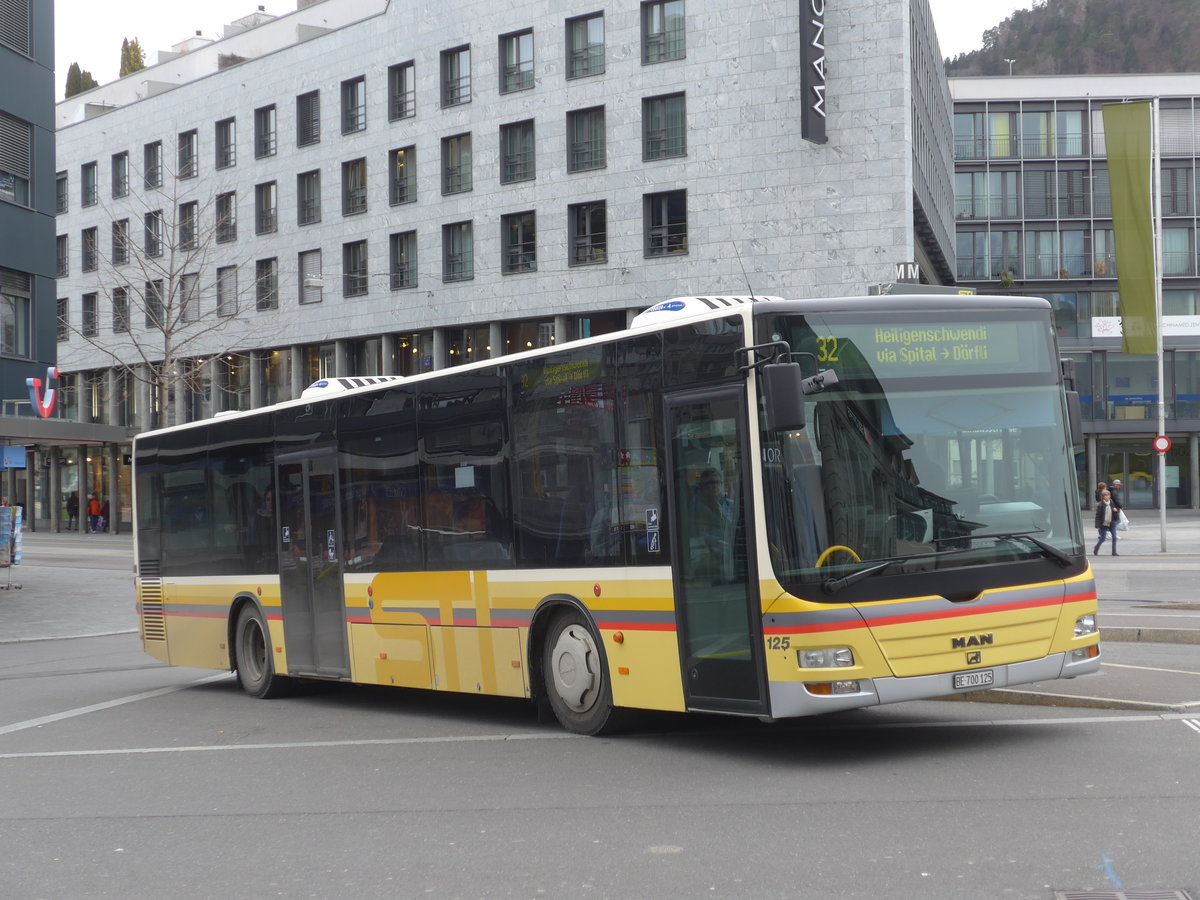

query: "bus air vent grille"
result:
(140, 577), (166, 642)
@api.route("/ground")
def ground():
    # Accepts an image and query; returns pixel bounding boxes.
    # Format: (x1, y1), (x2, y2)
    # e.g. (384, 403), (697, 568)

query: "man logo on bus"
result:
(951, 633), (993, 649)
(26, 366), (59, 418)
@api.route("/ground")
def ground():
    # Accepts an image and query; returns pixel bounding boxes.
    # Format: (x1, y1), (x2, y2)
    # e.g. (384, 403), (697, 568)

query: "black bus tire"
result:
(542, 609), (621, 735)
(234, 605), (293, 699)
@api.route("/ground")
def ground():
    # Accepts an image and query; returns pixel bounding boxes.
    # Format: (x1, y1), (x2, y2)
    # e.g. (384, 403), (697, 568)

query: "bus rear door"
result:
(665, 387), (768, 715)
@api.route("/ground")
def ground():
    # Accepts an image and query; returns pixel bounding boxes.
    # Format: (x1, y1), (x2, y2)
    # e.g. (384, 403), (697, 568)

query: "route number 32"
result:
(816, 336), (839, 363)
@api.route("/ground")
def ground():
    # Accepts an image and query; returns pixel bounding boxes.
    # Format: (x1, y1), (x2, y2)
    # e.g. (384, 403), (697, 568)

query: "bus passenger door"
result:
(276, 450), (350, 678)
(665, 387), (767, 715)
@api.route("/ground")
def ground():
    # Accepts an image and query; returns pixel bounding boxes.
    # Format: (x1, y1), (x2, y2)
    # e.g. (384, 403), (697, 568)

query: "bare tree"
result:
(62, 157), (274, 429)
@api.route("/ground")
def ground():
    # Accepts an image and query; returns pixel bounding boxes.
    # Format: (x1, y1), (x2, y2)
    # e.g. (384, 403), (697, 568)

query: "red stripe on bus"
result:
(765, 594), (1066, 635)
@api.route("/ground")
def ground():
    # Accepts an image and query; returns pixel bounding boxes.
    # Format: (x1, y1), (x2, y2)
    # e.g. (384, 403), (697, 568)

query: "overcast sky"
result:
(52, 0), (1035, 100)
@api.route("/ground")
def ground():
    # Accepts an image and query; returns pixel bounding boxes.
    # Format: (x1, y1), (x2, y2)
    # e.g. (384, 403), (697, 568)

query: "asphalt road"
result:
(1, 525), (1198, 898)
(2, 633), (1199, 899)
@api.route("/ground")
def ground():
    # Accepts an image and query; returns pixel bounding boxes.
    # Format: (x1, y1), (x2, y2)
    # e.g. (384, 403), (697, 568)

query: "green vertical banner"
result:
(1102, 100), (1157, 354)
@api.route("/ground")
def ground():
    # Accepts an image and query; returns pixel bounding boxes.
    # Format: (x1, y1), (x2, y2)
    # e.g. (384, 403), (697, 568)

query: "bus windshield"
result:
(759, 309), (1084, 597)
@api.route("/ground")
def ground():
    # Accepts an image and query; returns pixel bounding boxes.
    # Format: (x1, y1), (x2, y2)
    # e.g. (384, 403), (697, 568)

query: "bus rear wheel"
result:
(234, 605), (292, 699)
(542, 609), (621, 735)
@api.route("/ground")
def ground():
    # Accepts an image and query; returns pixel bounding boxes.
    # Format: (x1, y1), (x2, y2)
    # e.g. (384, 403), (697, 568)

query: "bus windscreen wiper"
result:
(822, 559), (899, 594)
(936, 530), (1072, 567)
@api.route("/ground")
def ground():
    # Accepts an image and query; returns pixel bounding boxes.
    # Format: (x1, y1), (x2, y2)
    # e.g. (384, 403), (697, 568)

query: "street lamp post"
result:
(1004, 58), (1016, 76)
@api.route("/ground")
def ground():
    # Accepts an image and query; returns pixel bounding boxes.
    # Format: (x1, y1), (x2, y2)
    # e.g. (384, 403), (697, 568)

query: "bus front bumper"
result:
(767, 647), (1103, 718)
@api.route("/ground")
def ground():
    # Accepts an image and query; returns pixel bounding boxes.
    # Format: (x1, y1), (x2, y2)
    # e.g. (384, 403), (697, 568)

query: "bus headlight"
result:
(1073, 614), (1097, 637)
(798, 647), (854, 669)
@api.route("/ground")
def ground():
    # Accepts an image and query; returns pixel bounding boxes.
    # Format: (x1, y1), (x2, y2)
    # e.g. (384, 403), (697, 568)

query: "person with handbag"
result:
(1093, 488), (1122, 556)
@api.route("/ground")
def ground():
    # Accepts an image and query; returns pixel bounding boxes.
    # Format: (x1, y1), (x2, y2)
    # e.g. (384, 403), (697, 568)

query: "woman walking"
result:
(1093, 488), (1122, 556)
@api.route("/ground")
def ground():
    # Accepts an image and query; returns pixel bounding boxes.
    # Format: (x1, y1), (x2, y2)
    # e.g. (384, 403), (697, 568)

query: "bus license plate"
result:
(953, 669), (994, 690)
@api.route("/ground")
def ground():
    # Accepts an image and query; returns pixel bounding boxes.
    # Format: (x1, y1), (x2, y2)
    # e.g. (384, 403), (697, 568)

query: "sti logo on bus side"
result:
(951, 633), (994, 649)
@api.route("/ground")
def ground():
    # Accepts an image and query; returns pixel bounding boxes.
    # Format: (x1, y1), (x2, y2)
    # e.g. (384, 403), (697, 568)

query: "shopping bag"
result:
(1115, 510), (1130, 532)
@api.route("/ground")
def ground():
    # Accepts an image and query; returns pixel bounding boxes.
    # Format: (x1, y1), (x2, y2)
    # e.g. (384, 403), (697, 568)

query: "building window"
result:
(502, 211), (536, 274)
(180, 273), (199, 323)
(500, 120), (534, 184)
(144, 280), (164, 328)
(642, 0), (685, 63)
(56, 297), (68, 342)
(298, 170), (321, 225)
(56, 171), (67, 213)
(645, 189), (687, 256)
(111, 151), (129, 197)
(254, 104), (276, 158)
(388, 146), (415, 205)
(179, 201), (198, 251)
(56, 234), (68, 277)
(256, 258), (278, 310)
(1163, 165), (1193, 217)
(0, 112), (31, 206)
(81, 161), (98, 207)
(255, 181), (277, 234)
(342, 158), (367, 215)
(443, 221), (473, 282)
(343, 240), (368, 297)
(441, 134), (472, 194)
(389, 230), (417, 290)
(341, 76), (366, 134)
(112, 286), (130, 333)
(1164, 227), (1194, 276)
(82, 293), (98, 337)
(0, 268), (31, 356)
(217, 265), (238, 316)
(441, 45), (471, 107)
(569, 200), (606, 265)
(112, 219), (129, 265)
(567, 106), (605, 172)
(0, 2), (30, 55)
(643, 92), (686, 159)
(178, 129), (198, 178)
(215, 117), (236, 168)
(143, 212), (162, 258)
(567, 13), (604, 79)
(500, 29), (534, 93)
(82, 227), (98, 271)
(299, 249), (322, 304)
(144, 141), (163, 188)
(388, 61), (415, 120)
(297, 90), (320, 146)
(216, 192), (237, 243)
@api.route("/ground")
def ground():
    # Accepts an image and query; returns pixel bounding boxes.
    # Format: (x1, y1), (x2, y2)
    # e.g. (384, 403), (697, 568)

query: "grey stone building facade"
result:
(51, 0), (956, 527)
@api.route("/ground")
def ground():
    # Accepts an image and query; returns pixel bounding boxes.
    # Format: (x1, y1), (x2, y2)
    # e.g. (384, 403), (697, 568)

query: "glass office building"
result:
(952, 74), (1200, 508)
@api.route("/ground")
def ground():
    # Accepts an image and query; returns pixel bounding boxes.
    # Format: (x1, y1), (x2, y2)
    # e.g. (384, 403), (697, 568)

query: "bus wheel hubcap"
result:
(551, 625), (598, 712)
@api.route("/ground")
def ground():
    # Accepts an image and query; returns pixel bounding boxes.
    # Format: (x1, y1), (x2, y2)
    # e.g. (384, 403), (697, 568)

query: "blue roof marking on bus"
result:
(647, 300), (687, 313)
(314, 380), (329, 388)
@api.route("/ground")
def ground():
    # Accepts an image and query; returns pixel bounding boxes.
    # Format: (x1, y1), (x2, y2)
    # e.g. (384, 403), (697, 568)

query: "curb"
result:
(1102, 627), (1200, 644)
(944, 687), (1200, 713)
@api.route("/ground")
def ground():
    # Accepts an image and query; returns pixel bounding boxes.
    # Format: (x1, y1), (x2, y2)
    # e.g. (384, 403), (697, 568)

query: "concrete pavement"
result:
(2, 519), (1198, 713)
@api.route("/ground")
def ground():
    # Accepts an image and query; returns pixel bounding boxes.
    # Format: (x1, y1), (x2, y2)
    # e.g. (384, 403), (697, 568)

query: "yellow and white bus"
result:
(133, 295), (1100, 734)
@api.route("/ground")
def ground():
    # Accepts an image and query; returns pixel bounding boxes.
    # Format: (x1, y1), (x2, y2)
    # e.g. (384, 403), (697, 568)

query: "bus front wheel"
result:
(542, 610), (618, 735)
(234, 605), (292, 699)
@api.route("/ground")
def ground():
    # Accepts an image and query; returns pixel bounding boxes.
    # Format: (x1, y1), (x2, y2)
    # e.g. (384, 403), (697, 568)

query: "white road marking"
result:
(1102, 662), (1200, 677)
(1182, 719), (1200, 735)
(0, 673), (231, 737)
(1, 712), (1196, 760)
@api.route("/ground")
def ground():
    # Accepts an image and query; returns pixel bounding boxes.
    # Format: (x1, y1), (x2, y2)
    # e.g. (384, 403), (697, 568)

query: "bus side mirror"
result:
(762, 362), (806, 431)
(1065, 390), (1083, 446)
